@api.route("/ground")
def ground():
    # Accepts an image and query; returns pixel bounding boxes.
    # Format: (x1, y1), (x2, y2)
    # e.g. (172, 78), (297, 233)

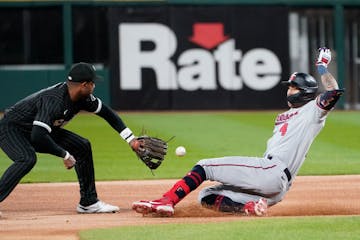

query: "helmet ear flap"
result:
(287, 92), (304, 108)
(284, 72), (319, 107)
(287, 90), (317, 107)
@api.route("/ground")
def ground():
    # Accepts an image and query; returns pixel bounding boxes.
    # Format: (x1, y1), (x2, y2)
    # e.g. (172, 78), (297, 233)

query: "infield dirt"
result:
(0, 175), (359, 240)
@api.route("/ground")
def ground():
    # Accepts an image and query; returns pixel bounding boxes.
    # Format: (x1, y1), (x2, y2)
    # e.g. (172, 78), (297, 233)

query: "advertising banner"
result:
(109, 6), (289, 109)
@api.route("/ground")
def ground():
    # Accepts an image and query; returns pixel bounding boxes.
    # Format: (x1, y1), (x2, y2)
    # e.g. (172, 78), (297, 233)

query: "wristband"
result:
(317, 65), (328, 75)
(64, 151), (70, 160)
(120, 127), (135, 143)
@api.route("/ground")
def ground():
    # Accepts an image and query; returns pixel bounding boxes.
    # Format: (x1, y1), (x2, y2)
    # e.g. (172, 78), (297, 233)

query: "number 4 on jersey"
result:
(279, 122), (288, 136)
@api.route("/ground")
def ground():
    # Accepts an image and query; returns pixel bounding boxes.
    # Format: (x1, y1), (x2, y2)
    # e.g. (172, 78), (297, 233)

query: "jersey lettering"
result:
(279, 122), (288, 136)
(275, 111), (298, 125)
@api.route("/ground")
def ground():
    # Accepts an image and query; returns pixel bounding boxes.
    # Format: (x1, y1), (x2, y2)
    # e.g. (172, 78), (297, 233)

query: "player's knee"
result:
(190, 165), (206, 180)
(17, 152), (37, 171)
(196, 159), (207, 166)
(78, 138), (92, 152)
(73, 138), (92, 160)
(200, 194), (218, 206)
(27, 153), (37, 168)
(200, 194), (243, 213)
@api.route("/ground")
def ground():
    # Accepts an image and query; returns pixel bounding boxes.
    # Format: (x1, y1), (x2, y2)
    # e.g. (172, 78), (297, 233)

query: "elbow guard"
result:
(317, 89), (345, 110)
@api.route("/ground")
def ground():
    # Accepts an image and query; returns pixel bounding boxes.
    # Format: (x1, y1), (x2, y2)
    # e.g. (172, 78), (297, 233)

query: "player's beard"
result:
(287, 92), (311, 108)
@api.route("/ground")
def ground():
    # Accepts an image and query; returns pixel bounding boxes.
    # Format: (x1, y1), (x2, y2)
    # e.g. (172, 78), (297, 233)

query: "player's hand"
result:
(129, 138), (141, 152)
(63, 151), (76, 170)
(316, 47), (331, 67)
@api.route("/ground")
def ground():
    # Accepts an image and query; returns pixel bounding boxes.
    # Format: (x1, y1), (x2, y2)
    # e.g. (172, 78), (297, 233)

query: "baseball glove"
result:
(131, 136), (168, 170)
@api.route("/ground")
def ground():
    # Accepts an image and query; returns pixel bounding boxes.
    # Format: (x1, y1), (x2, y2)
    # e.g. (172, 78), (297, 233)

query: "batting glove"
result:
(316, 47), (331, 68)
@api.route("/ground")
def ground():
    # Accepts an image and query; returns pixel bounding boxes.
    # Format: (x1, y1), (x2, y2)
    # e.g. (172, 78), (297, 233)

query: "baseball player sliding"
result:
(132, 47), (344, 217)
(0, 62), (167, 216)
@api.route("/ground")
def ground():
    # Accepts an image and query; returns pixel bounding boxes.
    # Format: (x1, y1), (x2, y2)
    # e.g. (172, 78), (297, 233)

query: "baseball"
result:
(175, 146), (186, 157)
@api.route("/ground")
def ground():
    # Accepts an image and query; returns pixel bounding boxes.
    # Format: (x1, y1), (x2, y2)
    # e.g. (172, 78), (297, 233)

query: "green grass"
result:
(79, 216), (360, 240)
(1, 111), (359, 239)
(0, 111), (359, 182)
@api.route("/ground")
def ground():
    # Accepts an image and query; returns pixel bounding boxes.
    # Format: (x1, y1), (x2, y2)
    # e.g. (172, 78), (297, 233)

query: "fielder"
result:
(132, 47), (344, 217)
(0, 62), (166, 216)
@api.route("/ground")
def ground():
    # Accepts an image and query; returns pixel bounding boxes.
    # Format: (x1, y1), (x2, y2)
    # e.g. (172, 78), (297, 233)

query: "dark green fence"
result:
(0, 68), (109, 110)
(1, 0), (359, 110)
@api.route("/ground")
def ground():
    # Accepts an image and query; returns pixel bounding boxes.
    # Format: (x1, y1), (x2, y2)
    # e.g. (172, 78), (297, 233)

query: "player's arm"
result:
(82, 95), (136, 144)
(31, 99), (76, 169)
(97, 103), (135, 143)
(316, 48), (339, 91)
(31, 125), (66, 157)
(100, 104), (146, 152)
(320, 72), (339, 91)
(31, 125), (76, 169)
(316, 47), (344, 110)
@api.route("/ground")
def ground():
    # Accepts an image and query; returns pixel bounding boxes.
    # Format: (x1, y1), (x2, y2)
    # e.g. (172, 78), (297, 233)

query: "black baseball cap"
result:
(67, 62), (101, 83)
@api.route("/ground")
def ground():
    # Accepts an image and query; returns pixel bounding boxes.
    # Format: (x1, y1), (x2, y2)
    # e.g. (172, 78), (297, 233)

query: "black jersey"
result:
(4, 82), (102, 132)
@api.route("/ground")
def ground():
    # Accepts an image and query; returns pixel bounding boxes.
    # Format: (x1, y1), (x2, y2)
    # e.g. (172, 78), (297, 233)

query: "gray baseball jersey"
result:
(264, 99), (327, 177)
(197, 96), (334, 206)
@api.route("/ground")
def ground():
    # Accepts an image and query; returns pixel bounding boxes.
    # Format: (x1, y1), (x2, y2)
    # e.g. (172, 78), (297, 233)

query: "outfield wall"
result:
(0, 68), (110, 110)
(108, 5), (289, 110)
(1, 1), (359, 110)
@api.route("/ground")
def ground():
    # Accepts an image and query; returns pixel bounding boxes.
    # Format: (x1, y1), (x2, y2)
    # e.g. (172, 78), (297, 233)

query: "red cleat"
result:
(132, 197), (174, 217)
(243, 198), (268, 216)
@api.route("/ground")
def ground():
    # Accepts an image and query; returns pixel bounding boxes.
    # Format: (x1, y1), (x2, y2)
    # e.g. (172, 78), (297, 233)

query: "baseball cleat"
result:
(132, 197), (174, 217)
(243, 198), (268, 216)
(77, 200), (119, 214)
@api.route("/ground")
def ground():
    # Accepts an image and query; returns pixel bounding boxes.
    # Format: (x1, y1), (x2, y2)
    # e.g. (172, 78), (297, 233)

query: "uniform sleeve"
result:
(31, 126), (67, 158)
(81, 95), (135, 143)
(31, 97), (67, 157)
(96, 104), (127, 133)
(80, 95), (127, 133)
(33, 97), (63, 133)
(80, 94), (102, 113)
(308, 89), (345, 123)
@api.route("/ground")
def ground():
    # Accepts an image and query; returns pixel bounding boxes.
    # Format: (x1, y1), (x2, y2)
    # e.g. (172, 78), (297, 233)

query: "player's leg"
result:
(51, 128), (118, 213)
(198, 185), (268, 216)
(51, 128), (98, 206)
(162, 164), (206, 203)
(199, 156), (288, 197)
(200, 194), (248, 213)
(0, 123), (37, 202)
(132, 156), (286, 216)
(132, 164), (206, 216)
(132, 156), (265, 216)
(197, 156), (289, 215)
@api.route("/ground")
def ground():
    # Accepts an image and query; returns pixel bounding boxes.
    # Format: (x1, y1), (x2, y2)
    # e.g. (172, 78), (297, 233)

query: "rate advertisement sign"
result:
(108, 6), (289, 110)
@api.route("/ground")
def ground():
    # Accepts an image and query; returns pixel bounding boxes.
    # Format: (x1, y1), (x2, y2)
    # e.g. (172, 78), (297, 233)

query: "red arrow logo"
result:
(189, 23), (229, 49)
